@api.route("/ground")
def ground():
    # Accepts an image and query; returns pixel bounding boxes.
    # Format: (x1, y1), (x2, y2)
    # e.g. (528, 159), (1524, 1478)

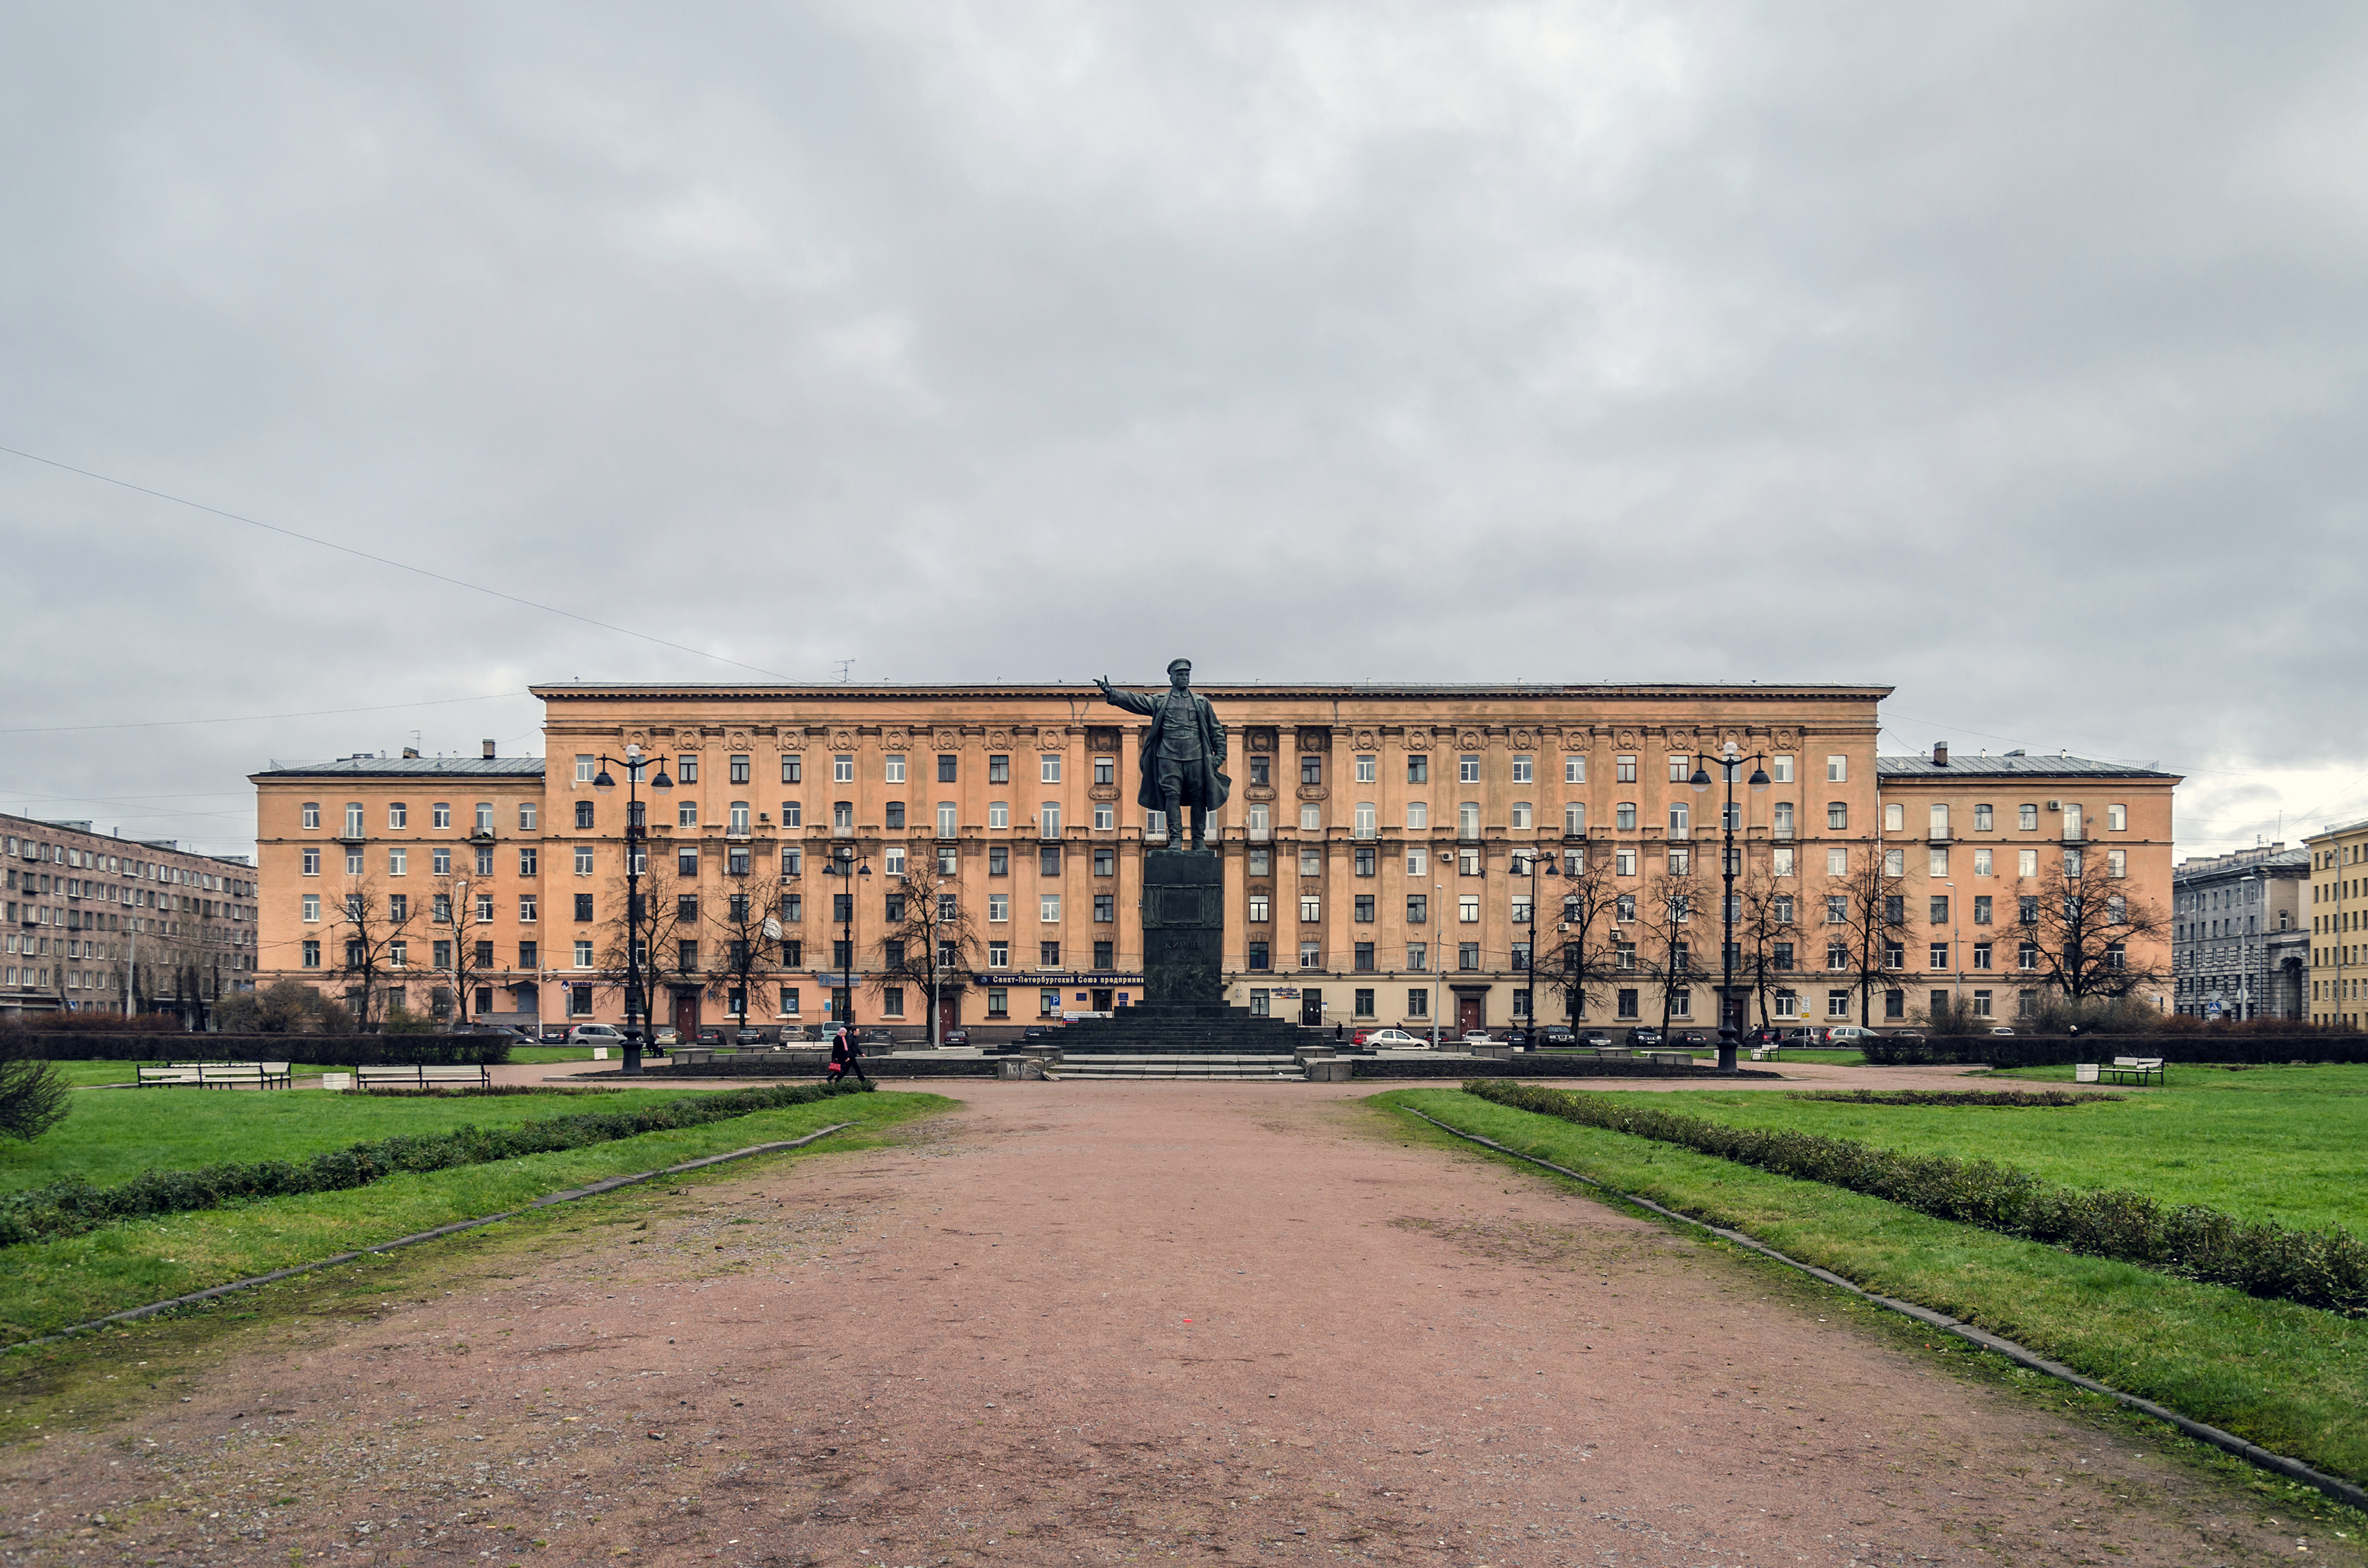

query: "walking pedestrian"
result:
(829, 1022), (870, 1084)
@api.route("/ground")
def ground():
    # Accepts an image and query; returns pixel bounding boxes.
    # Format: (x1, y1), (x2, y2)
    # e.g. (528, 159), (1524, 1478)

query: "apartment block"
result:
(2171, 843), (2307, 1020)
(2304, 817), (2368, 1027)
(1, 810), (259, 1021)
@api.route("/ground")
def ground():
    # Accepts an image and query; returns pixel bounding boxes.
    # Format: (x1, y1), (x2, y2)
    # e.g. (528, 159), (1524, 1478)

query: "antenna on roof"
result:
(833, 659), (854, 683)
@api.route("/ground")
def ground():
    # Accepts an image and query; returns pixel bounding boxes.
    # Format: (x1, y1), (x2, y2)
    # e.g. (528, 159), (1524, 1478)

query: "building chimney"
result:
(1933, 742), (1950, 766)
(481, 739), (496, 758)
(402, 747), (420, 759)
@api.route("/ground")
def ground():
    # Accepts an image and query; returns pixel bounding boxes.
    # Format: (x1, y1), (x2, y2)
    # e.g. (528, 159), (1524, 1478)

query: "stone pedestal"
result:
(1141, 850), (1224, 1004)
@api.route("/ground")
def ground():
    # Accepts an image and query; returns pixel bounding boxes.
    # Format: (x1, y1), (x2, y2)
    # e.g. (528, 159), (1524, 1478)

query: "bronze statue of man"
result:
(1094, 660), (1230, 851)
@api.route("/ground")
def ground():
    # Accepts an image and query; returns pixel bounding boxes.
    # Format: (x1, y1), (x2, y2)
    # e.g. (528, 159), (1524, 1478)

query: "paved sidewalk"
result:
(0, 1082), (2294, 1565)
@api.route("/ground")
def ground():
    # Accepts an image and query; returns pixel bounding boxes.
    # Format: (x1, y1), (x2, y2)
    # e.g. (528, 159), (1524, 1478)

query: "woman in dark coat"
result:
(829, 1023), (869, 1083)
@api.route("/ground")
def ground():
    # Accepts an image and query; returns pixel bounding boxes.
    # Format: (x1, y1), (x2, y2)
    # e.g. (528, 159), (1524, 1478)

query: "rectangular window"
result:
(1356, 755), (1377, 783)
(781, 753), (804, 785)
(1300, 754), (1323, 787)
(1974, 894), (1992, 923)
(1929, 847), (1949, 876)
(302, 848), (320, 877)
(519, 847), (538, 877)
(1459, 754), (1481, 783)
(1616, 802), (1637, 831)
(1828, 848), (1848, 876)
(1093, 804), (1114, 831)
(1930, 942), (1949, 969)
(387, 802), (408, 830)
(1827, 989), (1851, 1019)
(388, 847), (407, 877)
(1458, 894), (1480, 923)
(1564, 802), (1585, 836)
(1406, 942), (1427, 971)
(2019, 848), (2038, 879)
(987, 893), (1012, 923)
(1250, 756), (1271, 787)
(1885, 848), (1905, 877)
(2108, 849), (2126, 879)
(1511, 754), (1534, 784)
(1827, 802), (1848, 831)
(1040, 894), (1060, 923)
(2019, 803), (2038, 831)
(1973, 942), (1992, 970)
(476, 802), (495, 833)
(1248, 941), (1270, 971)
(1458, 942), (1480, 971)
(1041, 755), (1062, 783)
(1615, 848), (1637, 877)
(1041, 804), (1061, 839)
(1300, 895), (1322, 923)
(1974, 804), (1994, 832)
(1249, 895), (1271, 923)
(1407, 755), (1429, 784)
(2108, 804), (2127, 831)
(1353, 893), (1375, 922)
(1300, 941), (1321, 970)
(1974, 848), (1993, 876)
(1827, 755), (1848, 783)
(885, 754), (906, 783)
(674, 755), (699, 785)
(301, 894), (320, 923)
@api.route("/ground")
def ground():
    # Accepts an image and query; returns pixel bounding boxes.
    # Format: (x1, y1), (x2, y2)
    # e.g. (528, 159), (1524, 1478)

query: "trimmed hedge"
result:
(0, 1033), (512, 1066)
(1460, 1079), (2368, 1318)
(0, 1080), (871, 1248)
(1863, 1033), (2368, 1067)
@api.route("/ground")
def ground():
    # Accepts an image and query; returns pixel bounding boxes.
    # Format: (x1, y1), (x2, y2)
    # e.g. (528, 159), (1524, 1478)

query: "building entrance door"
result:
(1456, 994), (1483, 1034)
(673, 992), (700, 1036)
(1091, 988), (1113, 1013)
(1300, 989), (1323, 1026)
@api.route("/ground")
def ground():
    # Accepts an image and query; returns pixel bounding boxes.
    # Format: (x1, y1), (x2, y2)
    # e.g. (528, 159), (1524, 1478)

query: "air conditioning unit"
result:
(2047, 800), (2061, 811)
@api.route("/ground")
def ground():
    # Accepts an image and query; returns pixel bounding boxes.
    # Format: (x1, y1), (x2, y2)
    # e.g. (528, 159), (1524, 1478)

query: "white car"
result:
(1824, 1025), (1879, 1044)
(566, 1023), (624, 1045)
(1462, 1031), (1494, 1046)
(1361, 1027), (1427, 1048)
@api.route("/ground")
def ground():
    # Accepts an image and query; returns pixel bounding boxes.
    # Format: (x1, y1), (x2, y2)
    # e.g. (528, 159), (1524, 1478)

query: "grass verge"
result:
(1596, 1064), (2368, 1235)
(0, 1089), (955, 1344)
(1373, 1087), (2368, 1492)
(0, 1083), (763, 1196)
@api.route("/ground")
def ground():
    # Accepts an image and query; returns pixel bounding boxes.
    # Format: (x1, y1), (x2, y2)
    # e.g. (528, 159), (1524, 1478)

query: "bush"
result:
(1461, 1079), (2368, 1318)
(0, 1079), (873, 1248)
(0, 1038), (69, 1142)
(0, 1012), (181, 1036)
(1790, 1089), (2120, 1108)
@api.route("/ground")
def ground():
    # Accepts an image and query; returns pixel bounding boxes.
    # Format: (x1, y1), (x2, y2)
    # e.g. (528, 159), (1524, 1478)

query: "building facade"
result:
(248, 685), (2182, 1037)
(2, 810), (259, 1020)
(2305, 817), (2368, 1027)
(2171, 844), (2307, 1020)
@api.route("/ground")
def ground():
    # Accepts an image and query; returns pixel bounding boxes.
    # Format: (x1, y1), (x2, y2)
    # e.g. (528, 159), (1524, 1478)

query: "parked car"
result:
(1624, 1027), (1664, 1047)
(1362, 1027), (1425, 1048)
(733, 1028), (766, 1046)
(1988, 1025), (2017, 1036)
(566, 1023), (624, 1046)
(652, 1025), (681, 1047)
(1535, 1025), (1575, 1046)
(1579, 1030), (1616, 1048)
(941, 1028), (971, 1047)
(1461, 1030), (1494, 1046)
(538, 1025), (571, 1043)
(1744, 1026), (1784, 1046)
(695, 1027), (723, 1044)
(1499, 1027), (1531, 1048)
(1824, 1025), (1879, 1044)
(1022, 1024), (1056, 1042)
(1672, 1029), (1712, 1048)
(453, 1023), (536, 1046)
(1779, 1027), (1826, 1046)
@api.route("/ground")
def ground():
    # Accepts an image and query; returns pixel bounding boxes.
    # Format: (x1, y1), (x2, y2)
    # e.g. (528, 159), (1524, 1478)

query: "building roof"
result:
(531, 681), (1894, 703)
(2305, 816), (2368, 844)
(249, 756), (549, 780)
(1876, 753), (2181, 781)
(2175, 845), (2308, 880)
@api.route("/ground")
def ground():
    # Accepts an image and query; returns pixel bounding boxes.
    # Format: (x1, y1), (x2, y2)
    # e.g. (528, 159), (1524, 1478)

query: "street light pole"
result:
(1692, 745), (1770, 1074)
(1511, 846), (1560, 1039)
(593, 747), (673, 1076)
(831, 845), (873, 1039)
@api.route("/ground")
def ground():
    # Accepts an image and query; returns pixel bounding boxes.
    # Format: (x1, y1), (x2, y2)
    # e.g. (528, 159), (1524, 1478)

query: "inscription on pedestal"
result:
(1141, 850), (1224, 1004)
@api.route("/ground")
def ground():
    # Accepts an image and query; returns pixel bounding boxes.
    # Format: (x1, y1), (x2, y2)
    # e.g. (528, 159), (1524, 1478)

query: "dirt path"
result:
(0, 1083), (2329, 1566)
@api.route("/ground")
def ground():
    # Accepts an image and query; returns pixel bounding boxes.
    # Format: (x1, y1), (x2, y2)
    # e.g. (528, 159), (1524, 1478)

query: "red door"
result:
(1457, 996), (1483, 1034)
(673, 992), (700, 1035)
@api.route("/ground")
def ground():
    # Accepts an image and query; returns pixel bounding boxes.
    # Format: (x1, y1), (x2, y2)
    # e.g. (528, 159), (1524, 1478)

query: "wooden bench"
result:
(137, 1062), (291, 1089)
(355, 1063), (494, 1092)
(2096, 1056), (2165, 1086)
(135, 1064), (204, 1087)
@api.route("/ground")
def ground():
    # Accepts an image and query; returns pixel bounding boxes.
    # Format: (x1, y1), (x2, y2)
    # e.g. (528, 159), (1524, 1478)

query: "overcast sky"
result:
(4, 2), (2363, 862)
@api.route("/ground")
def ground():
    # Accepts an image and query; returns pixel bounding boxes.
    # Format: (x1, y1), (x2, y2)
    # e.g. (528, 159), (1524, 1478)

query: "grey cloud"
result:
(3, 1), (2365, 854)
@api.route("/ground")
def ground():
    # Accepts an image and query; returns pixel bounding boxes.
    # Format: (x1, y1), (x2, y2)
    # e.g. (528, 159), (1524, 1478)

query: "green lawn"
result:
(0, 1089), (955, 1342)
(1591, 1064), (2368, 1236)
(1377, 1088), (2368, 1494)
(1, 1085), (754, 1196)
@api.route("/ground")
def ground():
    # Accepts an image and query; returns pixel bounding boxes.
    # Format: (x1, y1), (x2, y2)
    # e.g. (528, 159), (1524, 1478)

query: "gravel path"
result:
(0, 1081), (2325, 1566)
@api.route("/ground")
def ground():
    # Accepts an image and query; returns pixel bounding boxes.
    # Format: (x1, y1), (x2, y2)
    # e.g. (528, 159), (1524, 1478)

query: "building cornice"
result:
(530, 681), (1894, 704)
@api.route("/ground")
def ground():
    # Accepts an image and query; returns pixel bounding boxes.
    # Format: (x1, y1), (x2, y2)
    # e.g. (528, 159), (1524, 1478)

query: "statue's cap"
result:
(1166, 658), (1192, 675)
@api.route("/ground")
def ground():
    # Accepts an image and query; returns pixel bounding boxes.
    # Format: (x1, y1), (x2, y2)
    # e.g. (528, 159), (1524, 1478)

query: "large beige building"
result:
(249, 684), (2179, 1037)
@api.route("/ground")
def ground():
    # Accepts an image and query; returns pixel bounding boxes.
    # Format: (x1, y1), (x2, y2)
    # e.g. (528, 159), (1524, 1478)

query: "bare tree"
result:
(1832, 853), (1908, 1026)
(332, 872), (416, 1031)
(704, 878), (779, 1025)
(2016, 849), (2170, 1002)
(1733, 868), (1797, 1029)
(873, 851), (982, 1041)
(1640, 862), (1704, 1033)
(592, 856), (697, 1031)
(1542, 845), (1621, 1028)
(432, 873), (490, 1027)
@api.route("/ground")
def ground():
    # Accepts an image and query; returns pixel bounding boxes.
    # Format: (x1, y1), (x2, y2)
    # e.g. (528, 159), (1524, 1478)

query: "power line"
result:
(0, 445), (792, 679)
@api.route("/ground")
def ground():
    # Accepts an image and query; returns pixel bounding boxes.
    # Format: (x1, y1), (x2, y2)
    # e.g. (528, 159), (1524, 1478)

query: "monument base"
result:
(1141, 849), (1223, 1005)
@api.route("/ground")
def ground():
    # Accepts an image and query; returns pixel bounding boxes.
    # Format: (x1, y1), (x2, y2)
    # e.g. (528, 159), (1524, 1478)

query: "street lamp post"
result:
(593, 746), (673, 1076)
(1430, 879), (1446, 1048)
(829, 845), (873, 1039)
(1691, 744), (1770, 1074)
(1510, 846), (1562, 1039)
